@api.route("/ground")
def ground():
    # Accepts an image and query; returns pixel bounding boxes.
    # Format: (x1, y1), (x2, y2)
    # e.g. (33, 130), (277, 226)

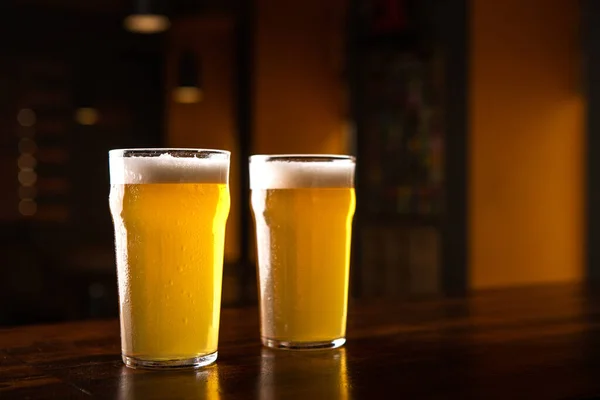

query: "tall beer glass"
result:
(109, 149), (230, 369)
(250, 155), (356, 350)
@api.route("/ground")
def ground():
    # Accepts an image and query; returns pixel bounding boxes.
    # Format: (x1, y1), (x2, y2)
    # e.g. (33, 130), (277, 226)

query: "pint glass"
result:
(109, 148), (230, 369)
(250, 155), (356, 349)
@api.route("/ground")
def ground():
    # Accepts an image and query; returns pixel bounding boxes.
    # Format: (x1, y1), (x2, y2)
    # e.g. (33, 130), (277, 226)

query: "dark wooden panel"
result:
(347, 0), (469, 297)
(0, 6), (165, 327)
(438, 0), (469, 296)
(235, 0), (255, 303)
(583, 0), (600, 284)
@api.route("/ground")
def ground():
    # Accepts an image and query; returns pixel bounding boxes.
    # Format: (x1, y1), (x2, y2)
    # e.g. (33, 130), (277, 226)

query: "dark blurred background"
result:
(0, 0), (589, 327)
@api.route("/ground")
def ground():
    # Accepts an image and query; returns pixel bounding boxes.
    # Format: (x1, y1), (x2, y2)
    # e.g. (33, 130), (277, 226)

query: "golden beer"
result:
(109, 149), (230, 369)
(250, 155), (355, 349)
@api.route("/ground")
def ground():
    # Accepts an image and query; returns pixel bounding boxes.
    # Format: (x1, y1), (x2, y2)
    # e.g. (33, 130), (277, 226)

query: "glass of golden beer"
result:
(250, 155), (356, 350)
(108, 148), (230, 369)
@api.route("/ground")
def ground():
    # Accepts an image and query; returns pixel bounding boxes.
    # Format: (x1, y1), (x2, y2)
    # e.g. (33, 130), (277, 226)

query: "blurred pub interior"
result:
(0, 0), (589, 327)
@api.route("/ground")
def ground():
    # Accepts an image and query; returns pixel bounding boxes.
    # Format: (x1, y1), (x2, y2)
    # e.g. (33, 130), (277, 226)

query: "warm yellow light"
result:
(75, 108), (100, 126)
(173, 87), (203, 104)
(19, 186), (37, 200)
(19, 199), (37, 216)
(18, 170), (37, 186)
(17, 154), (37, 170)
(17, 108), (36, 127)
(18, 138), (37, 154)
(124, 14), (170, 34)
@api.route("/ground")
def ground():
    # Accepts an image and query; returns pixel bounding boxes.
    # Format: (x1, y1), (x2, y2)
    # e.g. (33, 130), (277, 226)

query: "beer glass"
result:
(250, 155), (356, 349)
(109, 148), (230, 369)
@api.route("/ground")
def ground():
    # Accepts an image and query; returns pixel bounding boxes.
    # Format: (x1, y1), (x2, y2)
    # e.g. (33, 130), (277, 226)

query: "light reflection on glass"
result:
(259, 347), (350, 400)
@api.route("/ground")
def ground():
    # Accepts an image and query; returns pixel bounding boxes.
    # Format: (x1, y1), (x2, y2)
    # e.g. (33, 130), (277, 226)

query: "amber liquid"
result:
(251, 187), (356, 343)
(110, 183), (230, 360)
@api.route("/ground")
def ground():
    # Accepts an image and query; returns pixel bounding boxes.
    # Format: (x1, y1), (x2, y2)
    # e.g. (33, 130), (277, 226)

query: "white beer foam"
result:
(250, 160), (354, 189)
(110, 153), (229, 184)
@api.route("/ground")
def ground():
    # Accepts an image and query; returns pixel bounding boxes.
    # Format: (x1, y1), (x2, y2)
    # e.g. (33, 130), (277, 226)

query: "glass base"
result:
(262, 337), (346, 350)
(122, 351), (217, 370)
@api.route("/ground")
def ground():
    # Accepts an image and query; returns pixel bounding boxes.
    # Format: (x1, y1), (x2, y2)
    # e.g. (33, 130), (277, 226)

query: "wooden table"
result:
(2, 284), (600, 399)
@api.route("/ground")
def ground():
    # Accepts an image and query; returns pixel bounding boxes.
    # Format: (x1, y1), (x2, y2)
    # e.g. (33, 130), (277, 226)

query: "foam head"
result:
(249, 158), (355, 189)
(109, 153), (229, 184)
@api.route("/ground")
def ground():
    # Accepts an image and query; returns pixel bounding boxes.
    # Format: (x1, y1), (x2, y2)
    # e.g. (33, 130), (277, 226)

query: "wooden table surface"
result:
(2, 284), (600, 399)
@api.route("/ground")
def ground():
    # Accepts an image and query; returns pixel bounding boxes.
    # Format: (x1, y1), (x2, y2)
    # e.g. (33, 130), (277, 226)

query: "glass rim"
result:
(249, 154), (355, 163)
(109, 148), (230, 159)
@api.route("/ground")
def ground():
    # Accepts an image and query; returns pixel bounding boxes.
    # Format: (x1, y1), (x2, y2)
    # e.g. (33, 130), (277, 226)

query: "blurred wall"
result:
(470, 0), (584, 288)
(166, 1), (350, 263)
(254, 0), (349, 154)
(166, 16), (240, 263)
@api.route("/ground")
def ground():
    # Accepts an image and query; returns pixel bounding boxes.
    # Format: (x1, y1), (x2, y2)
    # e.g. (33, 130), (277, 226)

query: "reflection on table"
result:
(259, 348), (349, 400)
(117, 364), (221, 400)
